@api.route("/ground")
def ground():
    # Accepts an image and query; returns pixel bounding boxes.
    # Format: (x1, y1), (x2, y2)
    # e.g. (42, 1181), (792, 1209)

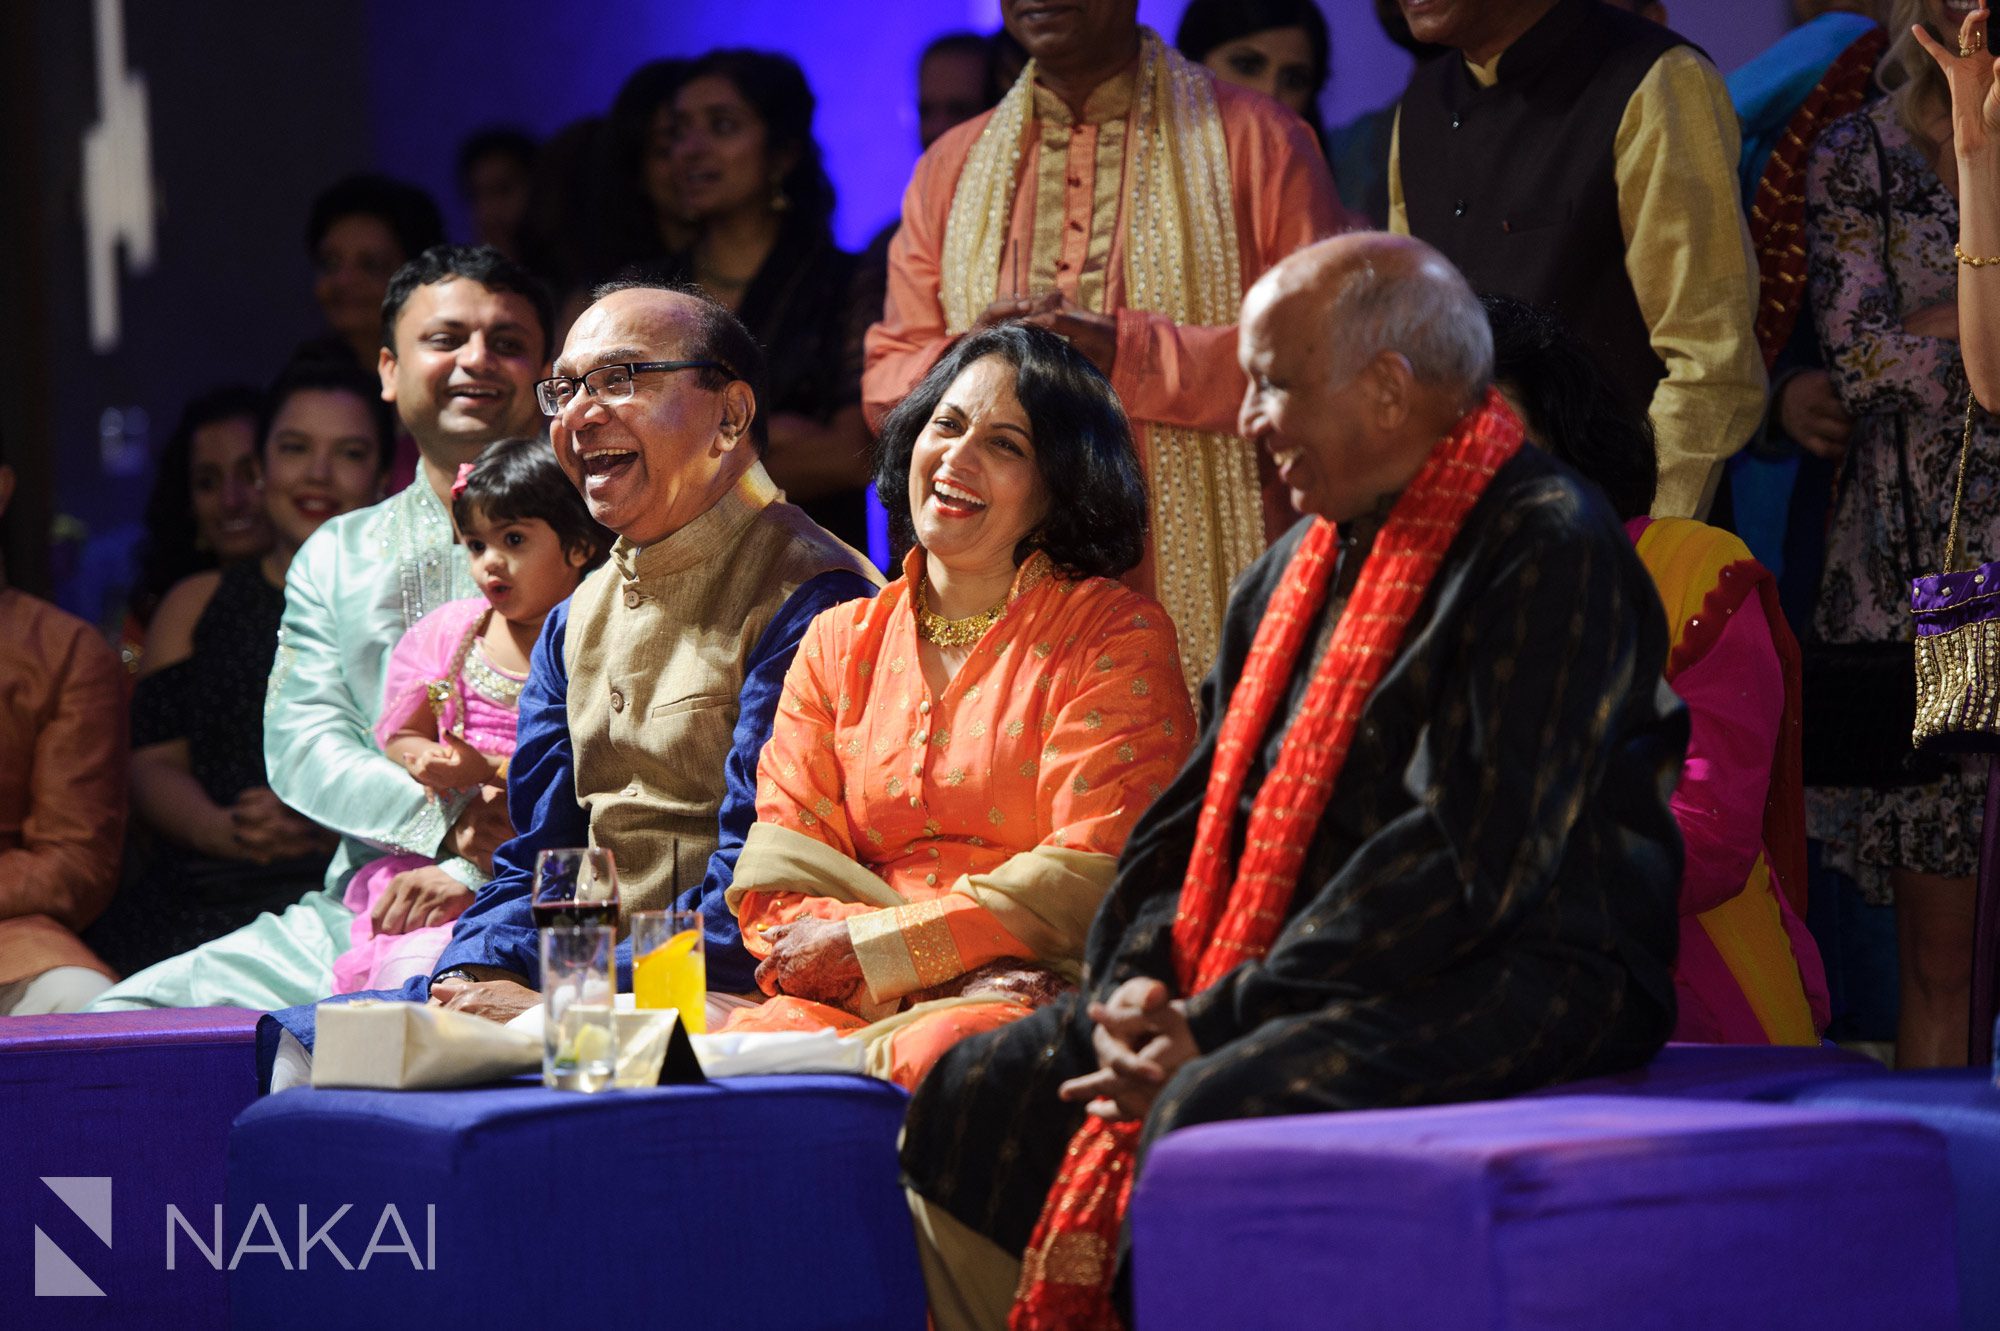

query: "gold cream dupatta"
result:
(726, 823), (1115, 1080)
(937, 29), (1262, 691)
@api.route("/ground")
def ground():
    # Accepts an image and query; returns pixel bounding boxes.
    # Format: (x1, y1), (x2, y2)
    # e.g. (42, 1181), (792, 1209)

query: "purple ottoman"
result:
(0, 1007), (261, 1329)
(1526, 1041), (1885, 1102)
(1780, 1071), (2000, 1331)
(1130, 1094), (1959, 1331)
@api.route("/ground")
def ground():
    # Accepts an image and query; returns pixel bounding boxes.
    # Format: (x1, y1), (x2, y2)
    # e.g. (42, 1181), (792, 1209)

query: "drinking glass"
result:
(540, 924), (616, 1091)
(532, 847), (619, 929)
(630, 909), (707, 1034)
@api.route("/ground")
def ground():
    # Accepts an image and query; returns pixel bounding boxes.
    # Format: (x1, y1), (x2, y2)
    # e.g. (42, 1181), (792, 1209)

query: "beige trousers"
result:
(907, 1188), (1024, 1331)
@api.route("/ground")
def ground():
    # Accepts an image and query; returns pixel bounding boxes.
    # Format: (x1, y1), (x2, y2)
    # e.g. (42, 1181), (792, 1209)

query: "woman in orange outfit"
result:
(723, 324), (1194, 1087)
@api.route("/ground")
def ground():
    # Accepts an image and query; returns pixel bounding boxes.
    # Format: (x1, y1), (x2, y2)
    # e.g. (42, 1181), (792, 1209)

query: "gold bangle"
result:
(1957, 243), (2000, 267)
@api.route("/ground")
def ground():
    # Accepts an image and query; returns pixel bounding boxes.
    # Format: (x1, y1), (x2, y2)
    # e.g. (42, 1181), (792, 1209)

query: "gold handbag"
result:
(1911, 392), (2000, 750)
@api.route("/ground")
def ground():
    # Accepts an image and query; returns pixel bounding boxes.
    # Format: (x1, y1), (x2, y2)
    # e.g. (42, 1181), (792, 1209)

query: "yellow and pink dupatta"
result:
(1633, 517), (1826, 1045)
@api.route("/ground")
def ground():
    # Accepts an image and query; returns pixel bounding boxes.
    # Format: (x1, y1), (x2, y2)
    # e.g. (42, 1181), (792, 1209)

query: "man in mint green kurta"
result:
(88, 246), (552, 1010)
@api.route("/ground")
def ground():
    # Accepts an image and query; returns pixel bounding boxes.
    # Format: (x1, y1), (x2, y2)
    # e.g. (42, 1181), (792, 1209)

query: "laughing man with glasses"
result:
(259, 279), (883, 1074)
(533, 359), (737, 415)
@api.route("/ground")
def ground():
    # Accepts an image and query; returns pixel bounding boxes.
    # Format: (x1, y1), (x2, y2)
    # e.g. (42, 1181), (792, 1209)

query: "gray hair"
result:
(1324, 255), (1493, 403)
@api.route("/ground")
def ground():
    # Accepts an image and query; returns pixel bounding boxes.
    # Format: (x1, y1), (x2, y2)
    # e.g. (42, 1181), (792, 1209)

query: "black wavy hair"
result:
(1483, 293), (1658, 521)
(130, 385), (265, 627)
(306, 173), (446, 262)
(451, 437), (611, 572)
(608, 57), (691, 166)
(587, 58), (693, 279)
(679, 49), (836, 235)
(1176, 0), (1331, 142)
(259, 349), (398, 473)
(380, 243), (556, 360)
(587, 276), (773, 455)
(875, 322), (1146, 580)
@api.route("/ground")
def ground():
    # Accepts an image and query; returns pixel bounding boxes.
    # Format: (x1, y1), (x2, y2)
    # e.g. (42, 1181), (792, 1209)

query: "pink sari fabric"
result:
(1627, 518), (1828, 1045)
(333, 598), (522, 993)
(368, 598), (518, 754)
(1665, 596), (1824, 1043)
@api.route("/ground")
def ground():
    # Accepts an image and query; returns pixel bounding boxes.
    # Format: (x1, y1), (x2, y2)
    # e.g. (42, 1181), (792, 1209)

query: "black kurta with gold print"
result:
(902, 446), (1688, 1256)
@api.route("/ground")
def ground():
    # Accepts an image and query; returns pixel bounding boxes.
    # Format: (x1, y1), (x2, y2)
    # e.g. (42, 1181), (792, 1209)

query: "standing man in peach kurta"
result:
(864, 0), (1342, 690)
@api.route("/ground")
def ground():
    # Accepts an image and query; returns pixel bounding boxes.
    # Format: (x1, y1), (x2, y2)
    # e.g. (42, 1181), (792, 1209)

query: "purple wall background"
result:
(365, 0), (1792, 252)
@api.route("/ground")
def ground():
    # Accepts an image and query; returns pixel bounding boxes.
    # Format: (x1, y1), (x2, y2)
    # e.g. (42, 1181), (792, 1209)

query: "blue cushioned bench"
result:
(226, 1076), (923, 1330)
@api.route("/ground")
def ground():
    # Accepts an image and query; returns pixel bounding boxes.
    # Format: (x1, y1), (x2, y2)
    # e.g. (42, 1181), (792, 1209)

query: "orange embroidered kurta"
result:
(725, 552), (1194, 1086)
(863, 70), (1342, 660)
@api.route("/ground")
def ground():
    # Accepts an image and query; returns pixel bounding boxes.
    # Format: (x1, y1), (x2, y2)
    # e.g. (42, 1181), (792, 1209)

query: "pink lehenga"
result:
(330, 597), (524, 993)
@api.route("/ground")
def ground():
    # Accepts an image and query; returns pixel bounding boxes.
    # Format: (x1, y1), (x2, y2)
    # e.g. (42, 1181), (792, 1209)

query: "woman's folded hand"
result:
(755, 916), (867, 1007)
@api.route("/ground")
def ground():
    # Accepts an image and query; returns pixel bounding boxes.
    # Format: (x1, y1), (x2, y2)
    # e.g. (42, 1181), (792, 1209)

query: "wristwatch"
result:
(431, 967), (481, 986)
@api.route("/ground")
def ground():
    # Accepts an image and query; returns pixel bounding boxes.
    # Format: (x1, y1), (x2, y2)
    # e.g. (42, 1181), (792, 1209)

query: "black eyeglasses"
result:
(534, 360), (735, 415)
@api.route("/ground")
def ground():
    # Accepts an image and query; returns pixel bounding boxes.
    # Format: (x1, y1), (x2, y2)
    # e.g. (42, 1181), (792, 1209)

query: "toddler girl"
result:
(331, 438), (608, 991)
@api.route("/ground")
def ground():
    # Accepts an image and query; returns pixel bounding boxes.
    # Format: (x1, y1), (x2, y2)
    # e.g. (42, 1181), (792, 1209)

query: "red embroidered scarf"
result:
(1009, 390), (1524, 1330)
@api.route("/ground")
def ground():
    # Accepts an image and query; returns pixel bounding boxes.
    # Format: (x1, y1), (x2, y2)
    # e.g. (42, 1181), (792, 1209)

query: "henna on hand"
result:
(907, 959), (1075, 1009)
(757, 917), (867, 1008)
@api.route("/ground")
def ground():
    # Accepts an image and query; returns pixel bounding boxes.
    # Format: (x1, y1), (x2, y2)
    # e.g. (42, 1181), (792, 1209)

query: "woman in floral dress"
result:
(1805, 0), (2000, 1067)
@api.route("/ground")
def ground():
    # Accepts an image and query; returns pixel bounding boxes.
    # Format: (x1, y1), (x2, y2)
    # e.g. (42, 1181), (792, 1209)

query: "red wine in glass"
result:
(532, 898), (620, 929)
(533, 848), (620, 932)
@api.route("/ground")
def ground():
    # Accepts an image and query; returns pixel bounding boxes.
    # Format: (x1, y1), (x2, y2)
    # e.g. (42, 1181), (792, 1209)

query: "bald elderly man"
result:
(899, 234), (1689, 1330)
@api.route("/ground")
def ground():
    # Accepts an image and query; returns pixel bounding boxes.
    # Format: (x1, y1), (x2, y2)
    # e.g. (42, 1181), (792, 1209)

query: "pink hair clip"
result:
(449, 461), (477, 502)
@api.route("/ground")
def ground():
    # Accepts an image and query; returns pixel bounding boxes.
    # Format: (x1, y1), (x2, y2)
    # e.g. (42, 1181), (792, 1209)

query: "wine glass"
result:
(532, 847), (620, 929)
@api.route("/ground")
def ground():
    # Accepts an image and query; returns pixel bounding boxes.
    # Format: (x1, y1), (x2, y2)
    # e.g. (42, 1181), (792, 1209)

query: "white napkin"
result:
(686, 1028), (866, 1078)
(313, 999), (538, 1089)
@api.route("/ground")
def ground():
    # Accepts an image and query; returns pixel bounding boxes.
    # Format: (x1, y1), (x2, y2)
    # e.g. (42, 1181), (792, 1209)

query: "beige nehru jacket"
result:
(562, 462), (877, 915)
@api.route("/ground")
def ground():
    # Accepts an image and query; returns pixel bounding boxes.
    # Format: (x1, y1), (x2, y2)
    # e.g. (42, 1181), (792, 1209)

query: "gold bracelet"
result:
(1957, 243), (2000, 267)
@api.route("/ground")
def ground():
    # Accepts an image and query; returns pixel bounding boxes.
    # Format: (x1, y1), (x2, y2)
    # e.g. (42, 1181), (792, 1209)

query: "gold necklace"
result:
(914, 575), (1008, 648)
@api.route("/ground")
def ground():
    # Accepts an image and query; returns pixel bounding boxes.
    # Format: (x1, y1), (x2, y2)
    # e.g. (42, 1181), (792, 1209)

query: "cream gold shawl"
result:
(938, 28), (1261, 691)
(726, 822), (1113, 994)
(726, 822), (1116, 1080)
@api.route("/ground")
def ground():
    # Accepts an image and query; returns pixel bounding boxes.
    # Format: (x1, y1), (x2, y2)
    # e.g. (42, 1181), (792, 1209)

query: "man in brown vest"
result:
(268, 284), (881, 1038)
(415, 282), (881, 1024)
